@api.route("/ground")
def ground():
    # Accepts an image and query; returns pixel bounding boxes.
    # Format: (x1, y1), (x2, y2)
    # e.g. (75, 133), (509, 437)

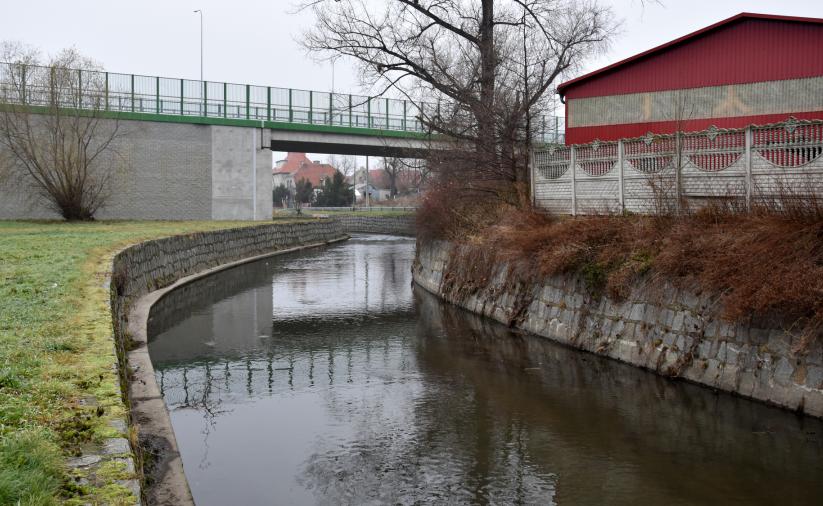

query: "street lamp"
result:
(193, 9), (203, 81)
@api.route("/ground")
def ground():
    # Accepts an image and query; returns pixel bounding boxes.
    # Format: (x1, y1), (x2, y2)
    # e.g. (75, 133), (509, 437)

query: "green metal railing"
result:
(0, 62), (565, 142)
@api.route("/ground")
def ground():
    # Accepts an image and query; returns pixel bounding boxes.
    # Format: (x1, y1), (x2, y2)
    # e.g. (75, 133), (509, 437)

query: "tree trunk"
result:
(477, 0), (496, 168)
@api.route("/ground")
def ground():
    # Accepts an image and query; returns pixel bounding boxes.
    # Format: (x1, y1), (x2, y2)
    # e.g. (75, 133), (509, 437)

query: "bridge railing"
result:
(0, 61), (565, 142)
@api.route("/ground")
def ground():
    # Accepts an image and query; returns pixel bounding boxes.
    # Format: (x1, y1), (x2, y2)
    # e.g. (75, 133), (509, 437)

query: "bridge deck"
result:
(0, 62), (564, 143)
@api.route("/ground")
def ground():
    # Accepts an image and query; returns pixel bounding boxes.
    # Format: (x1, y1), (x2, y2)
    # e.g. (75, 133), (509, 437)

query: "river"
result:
(148, 234), (823, 505)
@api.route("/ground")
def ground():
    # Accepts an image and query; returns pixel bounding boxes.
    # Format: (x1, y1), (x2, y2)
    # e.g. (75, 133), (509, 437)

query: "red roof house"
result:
(273, 153), (337, 188)
(557, 13), (823, 144)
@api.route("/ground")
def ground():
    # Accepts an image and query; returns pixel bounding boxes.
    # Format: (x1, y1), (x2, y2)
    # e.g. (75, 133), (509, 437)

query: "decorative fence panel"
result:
(532, 119), (823, 215)
(533, 145), (573, 214)
(623, 134), (677, 213)
(751, 120), (823, 205)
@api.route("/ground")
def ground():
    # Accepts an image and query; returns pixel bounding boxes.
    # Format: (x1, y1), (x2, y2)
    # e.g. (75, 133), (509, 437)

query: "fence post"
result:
(403, 101), (407, 130)
(245, 84), (250, 120)
(570, 145), (577, 216)
(179, 79), (184, 115)
(367, 97), (372, 128)
(385, 98), (389, 129)
(130, 74), (135, 113)
(309, 91), (313, 124)
(77, 69), (82, 108)
(745, 126), (753, 211)
(223, 82), (227, 118)
(328, 92), (333, 125)
(554, 116), (559, 144)
(104, 72), (108, 111)
(203, 80), (208, 117)
(267, 86), (272, 122)
(618, 139), (625, 213)
(155, 76), (160, 114)
(288, 89), (293, 122)
(529, 149), (536, 207)
(675, 131), (682, 214)
(349, 95), (352, 127)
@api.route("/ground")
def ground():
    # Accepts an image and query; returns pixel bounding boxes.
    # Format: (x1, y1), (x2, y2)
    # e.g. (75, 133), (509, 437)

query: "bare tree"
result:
(381, 156), (403, 198)
(0, 42), (124, 220)
(328, 154), (359, 183)
(300, 0), (616, 205)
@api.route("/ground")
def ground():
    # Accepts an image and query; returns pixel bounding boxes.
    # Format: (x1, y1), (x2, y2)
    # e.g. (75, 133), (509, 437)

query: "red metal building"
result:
(557, 13), (823, 145)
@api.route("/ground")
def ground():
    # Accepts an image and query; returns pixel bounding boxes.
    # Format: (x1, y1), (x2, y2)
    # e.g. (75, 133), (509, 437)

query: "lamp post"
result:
(194, 9), (204, 81)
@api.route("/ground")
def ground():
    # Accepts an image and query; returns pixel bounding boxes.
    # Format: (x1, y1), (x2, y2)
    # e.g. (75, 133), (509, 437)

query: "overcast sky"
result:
(2, 0), (819, 165)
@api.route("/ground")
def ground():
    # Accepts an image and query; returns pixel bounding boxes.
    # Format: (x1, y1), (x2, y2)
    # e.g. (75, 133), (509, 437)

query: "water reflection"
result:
(149, 235), (823, 506)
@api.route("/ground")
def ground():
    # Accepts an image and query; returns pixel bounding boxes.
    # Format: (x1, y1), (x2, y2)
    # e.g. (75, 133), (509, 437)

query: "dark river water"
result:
(148, 234), (823, 505)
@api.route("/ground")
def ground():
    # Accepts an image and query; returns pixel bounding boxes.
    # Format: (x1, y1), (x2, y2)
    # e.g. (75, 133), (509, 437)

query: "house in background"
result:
(273, 152), (337, 191)
(353, 168), (391, 202)
(557, 13), (823, 144)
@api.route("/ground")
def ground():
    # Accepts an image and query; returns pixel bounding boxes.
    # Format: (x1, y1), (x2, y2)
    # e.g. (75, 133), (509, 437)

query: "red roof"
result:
(557, 12), (823, 98)
(274, 152), (337, 187)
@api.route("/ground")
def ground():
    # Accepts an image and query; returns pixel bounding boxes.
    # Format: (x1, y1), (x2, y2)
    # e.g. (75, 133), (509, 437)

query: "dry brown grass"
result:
(423, 196), (823, 350)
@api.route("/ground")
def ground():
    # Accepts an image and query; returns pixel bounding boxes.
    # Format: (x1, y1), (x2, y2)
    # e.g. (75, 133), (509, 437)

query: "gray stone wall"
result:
(414, 239), (823, 418)
(0, 120), (272, 220)
(108, 221), (347, 502)
(334, 214), (415, 236)
(112, 221), (345, 302)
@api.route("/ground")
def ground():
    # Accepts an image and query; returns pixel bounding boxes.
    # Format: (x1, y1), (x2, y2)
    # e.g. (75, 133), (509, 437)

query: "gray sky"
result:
(2, 0), (819, 166)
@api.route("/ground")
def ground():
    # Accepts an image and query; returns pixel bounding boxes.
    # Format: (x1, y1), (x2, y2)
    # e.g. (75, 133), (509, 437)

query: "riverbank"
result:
(0, 220), (323, 505)
(112, 220), (347, 504)
(413, 210), (823, 417)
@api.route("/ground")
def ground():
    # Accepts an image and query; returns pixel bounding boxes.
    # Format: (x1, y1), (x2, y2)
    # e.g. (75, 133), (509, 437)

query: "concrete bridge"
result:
(0, 63), (564, 220)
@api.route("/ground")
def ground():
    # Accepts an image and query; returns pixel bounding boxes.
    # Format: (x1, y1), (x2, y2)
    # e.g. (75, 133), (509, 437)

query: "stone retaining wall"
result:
(414, 239), (823, 418)
(109, 221), (347, 504)
(334, 214), (415, 236)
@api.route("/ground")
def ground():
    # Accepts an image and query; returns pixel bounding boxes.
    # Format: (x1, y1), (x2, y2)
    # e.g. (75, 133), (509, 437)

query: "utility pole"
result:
(365, 156), (371, 209)
(194, 10), (204, 81)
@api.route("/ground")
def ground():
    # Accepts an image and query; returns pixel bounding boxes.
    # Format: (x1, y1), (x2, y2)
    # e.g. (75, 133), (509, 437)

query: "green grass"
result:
(0, 220), (273, 504)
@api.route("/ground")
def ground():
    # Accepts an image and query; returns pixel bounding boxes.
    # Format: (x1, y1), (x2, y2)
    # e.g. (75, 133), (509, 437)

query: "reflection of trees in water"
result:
(165, 361), (232, 471)
(151, 237), (823, 504)
(156, 315), (416, 408)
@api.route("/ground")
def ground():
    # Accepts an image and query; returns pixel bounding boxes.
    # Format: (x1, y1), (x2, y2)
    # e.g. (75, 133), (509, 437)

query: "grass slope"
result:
(0, 221), (271, 505)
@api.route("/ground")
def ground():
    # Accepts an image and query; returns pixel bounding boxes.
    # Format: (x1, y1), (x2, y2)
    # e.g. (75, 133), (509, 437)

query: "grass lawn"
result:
(0, 220), (277, 505)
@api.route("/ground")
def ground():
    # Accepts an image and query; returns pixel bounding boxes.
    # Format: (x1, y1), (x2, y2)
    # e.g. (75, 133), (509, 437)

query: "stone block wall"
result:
(414, 239), (823, 418)
(334, 214), (415, 236)
(111, 221), (344, 300)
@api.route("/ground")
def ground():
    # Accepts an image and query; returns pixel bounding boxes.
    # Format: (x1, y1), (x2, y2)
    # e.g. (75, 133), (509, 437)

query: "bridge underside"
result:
(0, 118), (443, 221)
(269, 129), (438, 158)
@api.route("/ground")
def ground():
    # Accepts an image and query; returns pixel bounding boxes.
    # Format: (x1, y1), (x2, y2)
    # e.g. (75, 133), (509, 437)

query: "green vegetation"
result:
(0, 221), (266, 504)
(315, 171), (354, 207)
